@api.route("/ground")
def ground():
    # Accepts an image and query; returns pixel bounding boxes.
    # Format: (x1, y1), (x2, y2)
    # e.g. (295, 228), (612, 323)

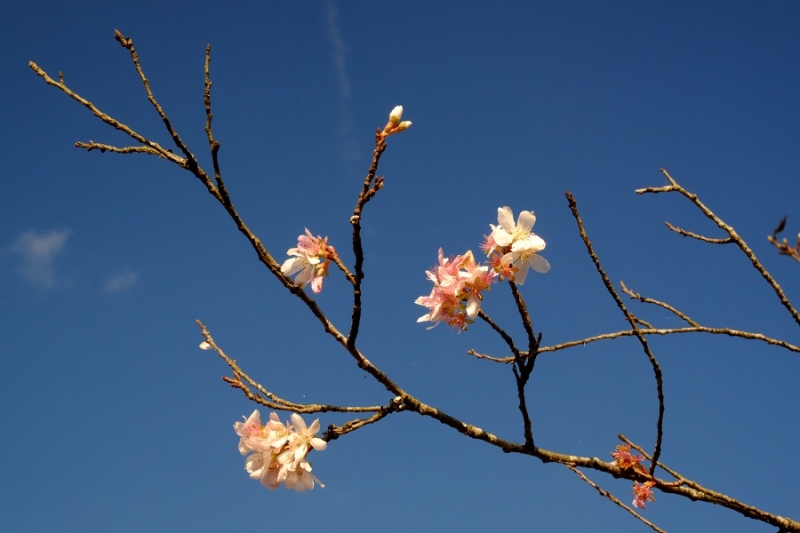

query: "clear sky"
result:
(2, 1), (800, 532)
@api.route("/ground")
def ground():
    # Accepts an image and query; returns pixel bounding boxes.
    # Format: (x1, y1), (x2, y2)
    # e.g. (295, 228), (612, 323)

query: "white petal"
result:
(514, 263), (530, 285)
(281, 257), (301, 276)
(290, 413), (308, 433)
(294, 266), (314, 288)
(199, 341), (212, 350)
(517, 210), (536, 231)
(492, 226), (513, 247)
(497, 206), (515, 233)
(530, 255), (550, 274)
(511, 234), (546, 253)
(466, 294), (480, 319)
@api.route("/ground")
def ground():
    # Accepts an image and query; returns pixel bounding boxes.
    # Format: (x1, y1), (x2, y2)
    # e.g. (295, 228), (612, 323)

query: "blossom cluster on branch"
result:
(281, 229), (336, 294)
(234, 410), (327, 492)
(611, 444), (657, 509)
(29, 33), (800, 530)
(414, 206), (549, 330)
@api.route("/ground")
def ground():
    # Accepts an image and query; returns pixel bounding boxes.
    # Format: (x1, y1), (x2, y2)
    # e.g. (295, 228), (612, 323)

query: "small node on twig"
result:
(114, 29), (132, 49)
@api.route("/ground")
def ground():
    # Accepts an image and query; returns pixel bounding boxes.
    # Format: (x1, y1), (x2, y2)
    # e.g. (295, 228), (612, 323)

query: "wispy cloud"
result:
(105, 270), (139, 293)
(327, 1), (360, 163)
(7, 229), (71, 289)
(327, 1), (351, 99)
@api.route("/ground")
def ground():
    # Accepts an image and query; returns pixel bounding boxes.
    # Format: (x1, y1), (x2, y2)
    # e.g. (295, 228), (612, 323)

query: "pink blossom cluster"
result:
(416, 207), (549, 330)
(234, 410), (327, 492)
(610, 444), (657, 509)
(414, 249), (495, 330)
(281, 229), (335, 294)
(610, 444), (646, 473)
(632, 481), (657, 509)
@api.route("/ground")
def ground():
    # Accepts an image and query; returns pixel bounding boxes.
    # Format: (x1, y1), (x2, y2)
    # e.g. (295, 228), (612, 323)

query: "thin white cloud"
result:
(327, 1), (360, 163)
(105, 270), (139, 293)
(7, 229), (71, 289)
(327, 1), (351, 99)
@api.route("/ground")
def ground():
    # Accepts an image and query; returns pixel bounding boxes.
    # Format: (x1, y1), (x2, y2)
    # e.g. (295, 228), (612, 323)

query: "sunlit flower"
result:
(632, 481), (656, 509)
(281, 229), (335, 293)
(234, 410), (326, 492)
(415, 249), (496, 330)
(610, 444), (646, 473)
(489, 206), (549, 283)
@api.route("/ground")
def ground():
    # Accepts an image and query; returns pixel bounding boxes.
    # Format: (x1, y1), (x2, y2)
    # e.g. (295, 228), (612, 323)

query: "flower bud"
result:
(388, 105), (404, 126)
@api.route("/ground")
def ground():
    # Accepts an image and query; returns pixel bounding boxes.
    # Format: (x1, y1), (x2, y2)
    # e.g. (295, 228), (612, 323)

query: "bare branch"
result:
(664, 221), (733, 243)
(75, 141), (165, 158)
(620, 280), (699, 327)
(638, 168), (800, 327)
(347, 133), (388, 349)
(28, 61), (186, 167)
(477, 310), (522, 359)
(113, 30), (197, 166)
(566, 191), (666, 474)
(198, 320), (385, 415)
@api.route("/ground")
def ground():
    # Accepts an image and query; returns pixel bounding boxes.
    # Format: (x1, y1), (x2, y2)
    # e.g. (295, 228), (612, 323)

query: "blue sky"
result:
(2, 1), (800, 531)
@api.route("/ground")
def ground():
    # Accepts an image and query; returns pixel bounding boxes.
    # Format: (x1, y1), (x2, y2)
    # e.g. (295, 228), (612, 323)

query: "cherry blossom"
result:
(281, 229), (335, 294)
(234, 410), (326, 492)
(632, 481), (657, 509)
(488, 206), (549, 284)
(415, 249), (496, 330)
(610, 444), (646, 473)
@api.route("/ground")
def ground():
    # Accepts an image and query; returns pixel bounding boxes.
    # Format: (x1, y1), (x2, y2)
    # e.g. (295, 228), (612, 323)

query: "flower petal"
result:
(514, 263), (530, 285)
(517, 210), (536, 231)
(497, 206), (515, 233)
(530, 255), (550, 274)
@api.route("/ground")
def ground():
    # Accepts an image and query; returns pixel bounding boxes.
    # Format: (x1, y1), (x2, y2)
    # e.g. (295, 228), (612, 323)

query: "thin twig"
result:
(566, 191), (666, 475)
(198, 320), (384, 415)
(664, 221), (733, 244)
(477, 310), (522, 359)
(637, 169), (800, 327)
(114, 30), (197, 167)
(567, 465), (667, 533)
(75, 141), (165, 158)
(324, 397), (406, 441)
(470, 325), (800, 363)
(203, 43), (230, 205)
(347, 132), (388, 349)
(28, 61), (187, 167)
(620, 280), (699, 327)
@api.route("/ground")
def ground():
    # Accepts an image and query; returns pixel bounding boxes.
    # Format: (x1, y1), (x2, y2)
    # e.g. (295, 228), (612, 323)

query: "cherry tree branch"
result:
(619, 280), (699, 327)
(470, 325), (800, 364)
(567, 465), (666, 533)
(30, 33), (800, 532)
(637, 168), (800, 327)
(566, 191), (666, 475)
(347, 133), (388, 348)
(767, 216), (800, 263)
